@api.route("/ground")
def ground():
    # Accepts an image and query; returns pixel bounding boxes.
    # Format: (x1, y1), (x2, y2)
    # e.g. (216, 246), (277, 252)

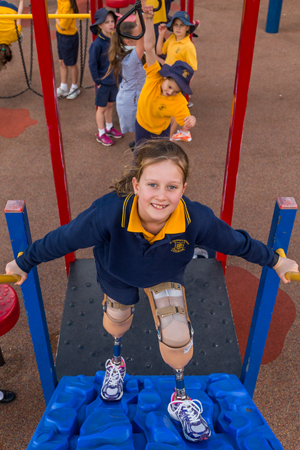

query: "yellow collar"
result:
(127, 195), (186, 244)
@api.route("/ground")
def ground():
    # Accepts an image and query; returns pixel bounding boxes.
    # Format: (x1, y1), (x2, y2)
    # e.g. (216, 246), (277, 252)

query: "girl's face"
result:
(172, 18), (189, 40)
(161, 78), (181, 97)
(132, 160), (187, 233)
(100, 13), (115, 37)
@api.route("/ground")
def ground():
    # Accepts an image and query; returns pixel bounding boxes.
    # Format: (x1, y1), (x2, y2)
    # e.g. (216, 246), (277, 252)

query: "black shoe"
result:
(0, 390), (15, 403)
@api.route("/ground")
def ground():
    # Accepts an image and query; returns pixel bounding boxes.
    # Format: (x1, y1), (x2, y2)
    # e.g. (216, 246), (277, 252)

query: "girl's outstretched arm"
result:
(16, 0), (24, 26)
(143, 5), (156, 67)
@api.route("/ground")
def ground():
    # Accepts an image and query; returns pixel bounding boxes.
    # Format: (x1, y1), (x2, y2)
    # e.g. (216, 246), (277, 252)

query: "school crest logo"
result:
(158, 104), (167, 111)
(182, 70), (189, 78)
(170, 239), (189, 253)
(185, 13), (188, 19)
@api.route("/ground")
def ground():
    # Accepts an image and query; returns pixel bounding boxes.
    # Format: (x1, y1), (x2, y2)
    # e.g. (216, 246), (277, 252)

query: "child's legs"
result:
(96, 106), (107, 129)
(145, 283), (193, 397)
(70, 64), (79, 85)
(57, 31), (79, 85)
(59, 60), (69, 84)
(104, 102), (114, 124)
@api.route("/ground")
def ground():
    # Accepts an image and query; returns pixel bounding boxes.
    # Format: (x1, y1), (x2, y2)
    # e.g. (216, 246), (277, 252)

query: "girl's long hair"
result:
(70, 0), (79, 14)
(0, 44), (12, 71)
(111, 139), (189, 197)
(107, 21), (139, 85)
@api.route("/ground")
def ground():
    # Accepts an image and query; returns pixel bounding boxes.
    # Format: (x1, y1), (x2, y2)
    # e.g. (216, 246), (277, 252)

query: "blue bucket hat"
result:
(90, 8), (118, 36)
(159, 60), (194, 95)
(166, 11), (195, 34)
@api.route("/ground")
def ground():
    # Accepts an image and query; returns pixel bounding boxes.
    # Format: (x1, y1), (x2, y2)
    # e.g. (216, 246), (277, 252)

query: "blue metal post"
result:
(4, 200), (57, 405)
(266, 0), (283, 33)
(240, 197), (297, 397)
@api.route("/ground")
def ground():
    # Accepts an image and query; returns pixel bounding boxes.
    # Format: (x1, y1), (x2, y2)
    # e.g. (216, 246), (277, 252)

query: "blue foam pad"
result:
(27, 373), (283, 450)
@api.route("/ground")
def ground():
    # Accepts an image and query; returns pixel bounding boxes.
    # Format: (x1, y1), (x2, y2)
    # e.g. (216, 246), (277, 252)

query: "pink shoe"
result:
(96, 133), (114, 146)
(105, 127), (124, 139)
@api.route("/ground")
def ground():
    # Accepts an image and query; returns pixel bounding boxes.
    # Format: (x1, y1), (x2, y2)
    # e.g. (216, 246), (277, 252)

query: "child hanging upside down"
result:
(5, 139), (298, 443)
(134, 5), (196, 148)
(0, 0), (24, 71)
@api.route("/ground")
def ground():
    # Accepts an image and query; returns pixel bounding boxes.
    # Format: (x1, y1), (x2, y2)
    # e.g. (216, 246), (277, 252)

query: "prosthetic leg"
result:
(101, 295), (135, 401)
(145, 283), (211, 442)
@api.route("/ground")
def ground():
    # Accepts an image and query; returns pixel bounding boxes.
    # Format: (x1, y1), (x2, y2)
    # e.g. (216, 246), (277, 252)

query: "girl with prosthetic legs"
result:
(6, 140), (299, 443)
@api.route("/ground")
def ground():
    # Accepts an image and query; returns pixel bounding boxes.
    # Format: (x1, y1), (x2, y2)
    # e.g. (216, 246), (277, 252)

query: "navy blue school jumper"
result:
(88, 33), (118, 106)
(16, 192), (275, 305)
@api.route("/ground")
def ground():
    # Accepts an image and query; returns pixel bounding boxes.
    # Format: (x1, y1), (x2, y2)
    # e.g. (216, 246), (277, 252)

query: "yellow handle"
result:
(275, 248), (300, 282)
(0, 274), (21, 284)
(275, 248), (286, 258)
(285, 271), (300, 282)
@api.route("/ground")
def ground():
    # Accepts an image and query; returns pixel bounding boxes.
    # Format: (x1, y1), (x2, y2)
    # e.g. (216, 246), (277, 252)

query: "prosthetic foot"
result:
(101, 295), (134, 401)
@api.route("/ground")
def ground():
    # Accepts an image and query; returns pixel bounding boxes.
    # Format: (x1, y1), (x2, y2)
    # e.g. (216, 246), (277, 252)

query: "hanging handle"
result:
(275, 248), (300, 282)
(116, 0), (162, 40)
(0, 274), (21, 284)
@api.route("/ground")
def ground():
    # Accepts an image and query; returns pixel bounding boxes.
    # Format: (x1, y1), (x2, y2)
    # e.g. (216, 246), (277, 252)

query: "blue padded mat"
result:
(27, 373), (283, 450)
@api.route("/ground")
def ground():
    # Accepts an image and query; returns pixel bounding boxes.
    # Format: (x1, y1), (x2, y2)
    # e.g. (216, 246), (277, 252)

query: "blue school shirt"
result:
(88, 32), (116, 86)
(16, 192), (275, 290)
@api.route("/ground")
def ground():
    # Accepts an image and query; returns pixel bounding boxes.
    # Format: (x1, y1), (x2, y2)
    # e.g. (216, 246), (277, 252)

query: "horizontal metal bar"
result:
(0, 13), (91, 19)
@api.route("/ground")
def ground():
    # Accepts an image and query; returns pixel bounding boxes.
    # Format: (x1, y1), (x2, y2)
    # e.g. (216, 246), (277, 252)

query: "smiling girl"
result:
(5, 140), (298, 443)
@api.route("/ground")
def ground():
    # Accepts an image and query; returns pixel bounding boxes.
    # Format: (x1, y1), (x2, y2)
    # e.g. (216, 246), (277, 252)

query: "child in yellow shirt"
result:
(156, 11), (197, 140)
(0, 0), (23, 71)
(156, 11), (197, 72)
(135, 5), (196, 148)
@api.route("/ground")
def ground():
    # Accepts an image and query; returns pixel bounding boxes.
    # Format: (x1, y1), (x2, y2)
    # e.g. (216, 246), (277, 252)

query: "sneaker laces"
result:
(172, 398), (203, 423)
(105, 359), (123, 387)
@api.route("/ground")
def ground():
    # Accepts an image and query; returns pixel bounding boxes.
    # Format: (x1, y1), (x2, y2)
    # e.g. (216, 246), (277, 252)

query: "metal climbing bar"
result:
(29, 0), (76, 274)
(4, 201), (57, 405)
(0, 13), (91, 18)
(266, 0), (283, 33)
(240, 197), (297, 397)
(216, 0), (261, 271)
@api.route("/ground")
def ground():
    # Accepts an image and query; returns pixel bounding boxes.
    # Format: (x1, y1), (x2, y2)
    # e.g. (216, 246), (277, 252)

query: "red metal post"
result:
(30, 0), (75, 274)
(180, 0), (185, 12)
(187, 0), (194, 23)
(91, 0), (98, 41)
(216, 0), (261, 271)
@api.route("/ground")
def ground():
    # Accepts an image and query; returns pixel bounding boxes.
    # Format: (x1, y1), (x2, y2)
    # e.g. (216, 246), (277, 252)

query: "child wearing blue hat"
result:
(156, 11), (198, 141)
(135, 5), (196, 148)
(89, 8), (123, 146)
(156, 11), (197, 72)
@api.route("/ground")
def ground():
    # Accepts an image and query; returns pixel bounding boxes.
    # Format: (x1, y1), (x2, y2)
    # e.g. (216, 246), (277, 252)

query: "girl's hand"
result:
(5, 260), (27, 285)
(273, 256), (299, 284)
(182, 115), (196, 130)
(158, 24), (167, 35)
(97, 84), (101, 89)
(143, 5), (154, 19)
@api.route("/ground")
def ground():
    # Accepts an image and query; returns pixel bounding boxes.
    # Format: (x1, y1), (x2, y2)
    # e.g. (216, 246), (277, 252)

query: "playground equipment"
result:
(4, 196), (297, 449)
(116, 0), (162, 39)
(0, 279), (20, 366)
(266, 0), (283, 33)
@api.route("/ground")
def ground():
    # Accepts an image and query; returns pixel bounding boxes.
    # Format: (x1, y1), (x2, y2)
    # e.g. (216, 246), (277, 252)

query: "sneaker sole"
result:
(96, 137), (114, 146)
(100, 390), (123, 401)
(105, 134), (123, 139)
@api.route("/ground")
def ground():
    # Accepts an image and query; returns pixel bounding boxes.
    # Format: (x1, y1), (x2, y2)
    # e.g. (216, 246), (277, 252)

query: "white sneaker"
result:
(101, 357), (126, 401)
(67, 87), (81, 100)
(168, 393), (211, 442)
(57, 87), (68, 98)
